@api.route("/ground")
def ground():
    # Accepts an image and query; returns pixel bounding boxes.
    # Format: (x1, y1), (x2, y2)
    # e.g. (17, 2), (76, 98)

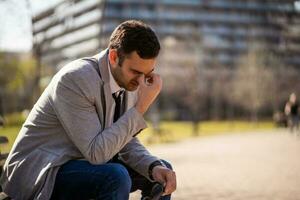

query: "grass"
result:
(0, 121), (276, 153)
(138, 121), (276, 144)
(0, 126), (21, 153)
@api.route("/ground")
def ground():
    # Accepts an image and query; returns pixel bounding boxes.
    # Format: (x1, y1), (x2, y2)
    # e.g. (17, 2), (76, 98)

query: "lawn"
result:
(138, 121), (276, 144)
(0, 126), (21, 153)
(0, 121), (276, 153)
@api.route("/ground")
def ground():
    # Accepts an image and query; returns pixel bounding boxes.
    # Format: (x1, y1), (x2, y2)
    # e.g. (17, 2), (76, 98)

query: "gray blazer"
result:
(0, 49), (159, 200)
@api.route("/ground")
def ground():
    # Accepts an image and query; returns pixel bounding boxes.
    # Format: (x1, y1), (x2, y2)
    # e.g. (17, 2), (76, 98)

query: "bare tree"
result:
(231, 47), (276, 121)
(158, 37), (207, 135)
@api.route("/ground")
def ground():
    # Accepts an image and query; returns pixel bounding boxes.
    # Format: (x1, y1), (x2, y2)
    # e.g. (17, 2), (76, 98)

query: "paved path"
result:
(130, 129), (300, 200)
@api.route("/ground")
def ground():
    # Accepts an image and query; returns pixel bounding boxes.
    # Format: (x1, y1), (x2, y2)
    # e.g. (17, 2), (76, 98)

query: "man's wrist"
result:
(135, 104), (147, 115)
(148, 160), (165, 180)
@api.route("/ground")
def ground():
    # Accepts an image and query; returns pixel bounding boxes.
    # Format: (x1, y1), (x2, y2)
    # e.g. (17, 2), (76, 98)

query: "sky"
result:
(0, 0), (61, 52)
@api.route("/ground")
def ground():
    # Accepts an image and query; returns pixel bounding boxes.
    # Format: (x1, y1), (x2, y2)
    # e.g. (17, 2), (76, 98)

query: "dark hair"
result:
(108, 20), (160, 65)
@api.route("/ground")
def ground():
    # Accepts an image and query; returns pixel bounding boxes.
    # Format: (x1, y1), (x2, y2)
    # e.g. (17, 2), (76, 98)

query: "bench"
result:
(0, 136), (9, 174)
(0, 136), (10, 199)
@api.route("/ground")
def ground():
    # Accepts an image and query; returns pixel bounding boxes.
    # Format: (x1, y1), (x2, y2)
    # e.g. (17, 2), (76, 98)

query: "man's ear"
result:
(109, 49), (118, 66)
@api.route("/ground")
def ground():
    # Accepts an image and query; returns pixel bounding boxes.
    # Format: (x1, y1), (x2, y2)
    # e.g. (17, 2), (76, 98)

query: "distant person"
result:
(0, 20), (176, 200)
(284, 93), (299, 133)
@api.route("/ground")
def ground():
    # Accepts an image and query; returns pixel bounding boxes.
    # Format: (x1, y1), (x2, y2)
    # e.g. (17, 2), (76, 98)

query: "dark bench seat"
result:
(0, 136), (10, 199)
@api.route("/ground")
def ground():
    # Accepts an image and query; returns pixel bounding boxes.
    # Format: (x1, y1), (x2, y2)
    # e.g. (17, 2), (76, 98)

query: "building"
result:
(32, 0), (300, 120)
(32, 0), (300, 69)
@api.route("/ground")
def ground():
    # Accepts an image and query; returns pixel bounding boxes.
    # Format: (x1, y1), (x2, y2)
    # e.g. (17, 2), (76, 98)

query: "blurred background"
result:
(1, 0), (300, 199)
(1, 0), (300, 142)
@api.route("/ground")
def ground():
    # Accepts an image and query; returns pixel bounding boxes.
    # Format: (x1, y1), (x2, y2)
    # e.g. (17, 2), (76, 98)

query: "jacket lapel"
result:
(96, 49), (114, 128)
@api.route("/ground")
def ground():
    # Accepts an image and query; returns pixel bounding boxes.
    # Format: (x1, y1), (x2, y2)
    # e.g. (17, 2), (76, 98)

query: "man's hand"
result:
(151, 166), (177, 196)
(135, 73), (162, 115)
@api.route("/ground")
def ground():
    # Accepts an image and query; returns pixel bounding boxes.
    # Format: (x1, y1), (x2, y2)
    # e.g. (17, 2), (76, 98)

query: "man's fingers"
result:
(162, 171), (176, 195)
(145, 75), (154, 85)
(135, 72), (162, 114)
(137, 74), (145, 86)
(151, 73), (161, 83)
(150, 74), (162, 90)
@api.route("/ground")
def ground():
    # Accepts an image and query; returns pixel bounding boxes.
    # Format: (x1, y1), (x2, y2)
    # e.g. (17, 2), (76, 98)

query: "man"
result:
(285, 92), (299, 133)
(0, 20), (176, 200)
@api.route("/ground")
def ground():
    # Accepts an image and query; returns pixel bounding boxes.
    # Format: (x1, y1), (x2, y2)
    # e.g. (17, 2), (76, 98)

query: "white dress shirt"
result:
(108, 59), (125, 121)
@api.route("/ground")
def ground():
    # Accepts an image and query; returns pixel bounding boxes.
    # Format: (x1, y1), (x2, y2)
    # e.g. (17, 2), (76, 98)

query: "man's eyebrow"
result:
(131, 68), (143, 74)
(131, 68), (154, 75)
(145, 68), (154, 76)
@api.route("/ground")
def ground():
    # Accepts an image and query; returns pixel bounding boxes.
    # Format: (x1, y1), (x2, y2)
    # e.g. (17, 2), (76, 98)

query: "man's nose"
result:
(135, 73), (144, 80)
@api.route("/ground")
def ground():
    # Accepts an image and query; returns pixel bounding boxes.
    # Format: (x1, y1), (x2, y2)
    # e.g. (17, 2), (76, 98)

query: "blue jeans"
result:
(50, 159), (172, 200)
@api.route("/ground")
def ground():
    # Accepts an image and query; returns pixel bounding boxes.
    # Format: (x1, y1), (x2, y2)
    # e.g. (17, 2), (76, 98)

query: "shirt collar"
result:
(107, 58), (124, 96)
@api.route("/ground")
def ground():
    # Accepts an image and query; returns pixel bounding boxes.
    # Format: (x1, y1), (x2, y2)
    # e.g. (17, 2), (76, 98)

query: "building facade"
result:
(32, 0), (300, 120)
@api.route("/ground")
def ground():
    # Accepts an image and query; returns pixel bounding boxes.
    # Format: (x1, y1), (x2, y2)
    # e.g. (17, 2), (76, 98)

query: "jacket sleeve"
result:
(118, 137), (159, 180)
(49, 61), (147, 164)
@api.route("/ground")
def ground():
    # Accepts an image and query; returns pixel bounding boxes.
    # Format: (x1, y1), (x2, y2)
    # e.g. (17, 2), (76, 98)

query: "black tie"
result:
(112, 91), (124, 122)
(111, 91), (124, 162)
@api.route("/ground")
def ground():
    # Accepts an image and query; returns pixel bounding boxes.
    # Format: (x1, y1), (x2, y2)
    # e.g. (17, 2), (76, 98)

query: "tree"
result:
(231, 48), (276, 121)
(0, 52), (37, 116)
(158, 37), (207, 135)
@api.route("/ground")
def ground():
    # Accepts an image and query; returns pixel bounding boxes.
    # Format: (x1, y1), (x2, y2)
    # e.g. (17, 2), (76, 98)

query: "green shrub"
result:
(3, 112), (27, 126)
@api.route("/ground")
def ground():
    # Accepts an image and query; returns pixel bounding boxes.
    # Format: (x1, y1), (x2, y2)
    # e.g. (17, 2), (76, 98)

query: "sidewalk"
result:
(131, 130), (300, 200)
